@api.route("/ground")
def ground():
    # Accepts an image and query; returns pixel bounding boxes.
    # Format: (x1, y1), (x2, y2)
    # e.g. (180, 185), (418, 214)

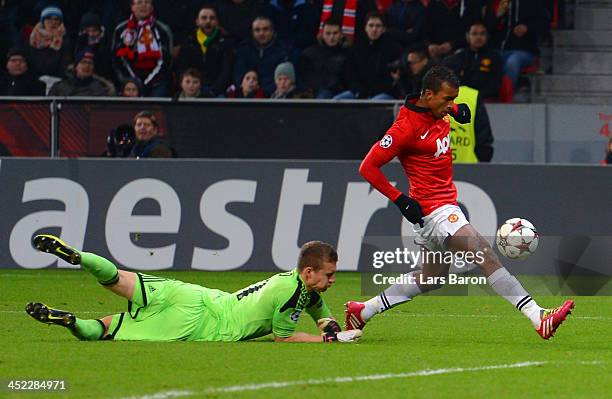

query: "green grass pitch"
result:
(2, 269), (611, 399)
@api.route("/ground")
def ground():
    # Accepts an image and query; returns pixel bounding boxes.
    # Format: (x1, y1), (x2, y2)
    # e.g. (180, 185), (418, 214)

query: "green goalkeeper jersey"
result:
(193, 269), (332, 341)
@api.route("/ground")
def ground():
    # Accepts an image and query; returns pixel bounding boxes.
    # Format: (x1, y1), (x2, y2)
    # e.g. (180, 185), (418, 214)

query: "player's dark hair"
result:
(422, 65), (460, 94)
(297, 241), (338, 272)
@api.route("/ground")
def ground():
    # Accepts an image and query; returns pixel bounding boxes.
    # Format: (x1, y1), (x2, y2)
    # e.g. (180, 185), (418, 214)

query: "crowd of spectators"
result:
(0, 0), (554, 101)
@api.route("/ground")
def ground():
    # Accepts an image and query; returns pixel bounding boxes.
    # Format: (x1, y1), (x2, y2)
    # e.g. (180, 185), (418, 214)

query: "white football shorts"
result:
(413, 204), (469, 252)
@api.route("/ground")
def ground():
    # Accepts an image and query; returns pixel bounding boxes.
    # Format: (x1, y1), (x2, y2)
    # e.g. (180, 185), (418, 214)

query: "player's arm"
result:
(359, 127), (404, 202)
(273, 311), (360, 343)
(359, 122), (425, 227)
(305, 291), (333, 321)
(274, 332), (328, 343)
(274, 328), (362, 343)
(272, 295), (360, 343)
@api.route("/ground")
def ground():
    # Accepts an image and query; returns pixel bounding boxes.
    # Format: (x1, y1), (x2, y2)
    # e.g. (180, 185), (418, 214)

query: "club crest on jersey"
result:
(434, 135), (450, 158)
(290, 309), (302, 322)
(380, 134), (393, 148)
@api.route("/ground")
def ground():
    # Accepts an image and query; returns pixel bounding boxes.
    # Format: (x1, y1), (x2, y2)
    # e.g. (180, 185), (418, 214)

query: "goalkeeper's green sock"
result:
(80, 252), (119, 285)
(71, 318), (105, 341)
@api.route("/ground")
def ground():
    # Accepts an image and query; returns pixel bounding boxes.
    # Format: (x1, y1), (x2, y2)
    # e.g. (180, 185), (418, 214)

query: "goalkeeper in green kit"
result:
(25, 235), (361, 343)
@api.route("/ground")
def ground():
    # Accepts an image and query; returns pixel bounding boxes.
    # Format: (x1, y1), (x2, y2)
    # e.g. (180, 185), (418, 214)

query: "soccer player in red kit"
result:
(345, 66), (573, 340)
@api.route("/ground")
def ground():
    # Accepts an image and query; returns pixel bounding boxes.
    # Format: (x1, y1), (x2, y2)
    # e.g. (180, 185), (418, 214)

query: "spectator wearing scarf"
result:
(26, 5), (73, 78)
(112, 0), (173, 97)
(174, 5), (234, 97)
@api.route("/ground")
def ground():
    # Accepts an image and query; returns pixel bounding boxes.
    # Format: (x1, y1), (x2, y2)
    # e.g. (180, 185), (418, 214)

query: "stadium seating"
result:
(534, 0), (612, 104)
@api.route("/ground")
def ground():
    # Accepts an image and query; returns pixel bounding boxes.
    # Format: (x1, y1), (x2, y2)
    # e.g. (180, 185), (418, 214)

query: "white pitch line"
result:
(121, 361), (549, 399)
(121, 360), (606, 399)
(121, 391), (192, 399)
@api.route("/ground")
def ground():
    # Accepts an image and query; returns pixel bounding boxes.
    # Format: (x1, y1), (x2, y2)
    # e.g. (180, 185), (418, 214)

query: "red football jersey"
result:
(359, 96), (457, 215)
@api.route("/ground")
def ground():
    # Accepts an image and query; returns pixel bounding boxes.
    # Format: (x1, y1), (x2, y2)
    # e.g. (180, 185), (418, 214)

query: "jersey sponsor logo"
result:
(448, 213), (459, 223)
(379, 134), (393, 148)
(420, 130), (430, 139)
(290, 309), (302, 322)
(434, 135), (451, 158)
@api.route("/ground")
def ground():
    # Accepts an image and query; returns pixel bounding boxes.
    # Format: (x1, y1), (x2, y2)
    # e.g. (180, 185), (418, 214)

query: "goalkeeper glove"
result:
(323, 329), (362, 343)
(450, 103), (471, 124)
(394, 194), (424, 227)
(317, 318), (341, 334)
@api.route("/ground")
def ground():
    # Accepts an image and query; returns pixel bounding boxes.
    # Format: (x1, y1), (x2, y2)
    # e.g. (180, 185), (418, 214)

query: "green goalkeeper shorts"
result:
(106, 273), (218, 341)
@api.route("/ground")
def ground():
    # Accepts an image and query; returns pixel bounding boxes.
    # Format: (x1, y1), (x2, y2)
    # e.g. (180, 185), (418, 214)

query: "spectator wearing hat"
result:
(112, 0), (173, 97)
(75, 12), (113, 80)
(225, 69), (266, 98)
(25, 5), (73, 78)
(0, 48), (46, 96)
(48, 48), (115, 96)
(270, 62), (298, 99)
(174, 5), (234, 98)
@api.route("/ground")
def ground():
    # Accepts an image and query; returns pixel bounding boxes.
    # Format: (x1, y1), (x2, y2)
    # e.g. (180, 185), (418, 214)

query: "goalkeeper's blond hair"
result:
(297, 241), (338, 272)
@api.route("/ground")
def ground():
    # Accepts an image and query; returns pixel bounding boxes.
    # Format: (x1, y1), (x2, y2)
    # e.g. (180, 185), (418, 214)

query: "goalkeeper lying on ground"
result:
(26, 235), (361, 343)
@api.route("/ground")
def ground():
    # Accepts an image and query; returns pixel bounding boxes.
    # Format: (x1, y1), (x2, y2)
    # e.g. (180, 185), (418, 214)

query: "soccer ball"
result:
(496, 218), (539, 260)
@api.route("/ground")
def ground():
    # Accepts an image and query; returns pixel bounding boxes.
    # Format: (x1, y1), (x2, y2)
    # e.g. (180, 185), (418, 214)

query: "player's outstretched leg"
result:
(25, 302), (106, 340)
(33, 234), (119, 285)
(448, 224), (574, 340)
(33, 234), (138, 302)
(345, 257), (448, 330)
